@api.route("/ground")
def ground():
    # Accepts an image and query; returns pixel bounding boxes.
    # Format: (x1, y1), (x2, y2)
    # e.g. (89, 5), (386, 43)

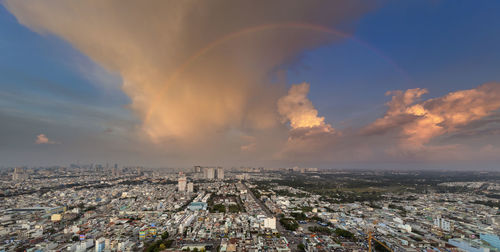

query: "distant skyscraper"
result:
(216, 167), (224, 180)
(187, 182), (194, 193)
(194, 166), (202, 173)
(204, 167), (215, 180)
(112, 166), (120, 177)
(12, 167), (25, 181)
(178, 173), (187, 192)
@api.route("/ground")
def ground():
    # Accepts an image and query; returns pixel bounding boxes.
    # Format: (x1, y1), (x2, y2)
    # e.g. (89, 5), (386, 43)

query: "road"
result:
(243, 182), (302, 251)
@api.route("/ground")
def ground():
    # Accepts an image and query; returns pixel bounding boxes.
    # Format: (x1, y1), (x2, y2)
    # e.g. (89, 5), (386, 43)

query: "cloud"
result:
(363, 83), (500, 147)
(5, 1), (499, 167)
(35, 134), (57, 144)
(3, 0), (370, 148)
(240, 135), (257, 152)
(362, 88), (428, 136)
(277, 82), (334, 131)
(276, 83), (338, 160)
(276, 82), (500, 165)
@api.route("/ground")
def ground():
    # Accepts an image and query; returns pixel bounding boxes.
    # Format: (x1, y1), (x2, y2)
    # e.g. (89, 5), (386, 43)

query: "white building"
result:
(187, 182), (194, 193)
(12, 167), (27, 181)
(95, 237), (106, 252)
(434, 217), (452, 232)
(204, 167), (215, 180)
(178, 176), (187, 192)
(263, 217), (276, 229)
(194, 166), (202, 173)
(217, 167), (224, 180)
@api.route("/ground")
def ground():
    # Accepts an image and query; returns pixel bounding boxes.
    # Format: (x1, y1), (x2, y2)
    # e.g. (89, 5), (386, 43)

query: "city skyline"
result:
(1, 1), (500, 170)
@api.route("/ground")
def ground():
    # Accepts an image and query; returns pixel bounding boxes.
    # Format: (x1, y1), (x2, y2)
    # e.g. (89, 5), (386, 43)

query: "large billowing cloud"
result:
(3, 0), (369, 148)
(277, 83), (334, 132)
(275, 82), (500, 165)
(364, 83), (500, 148)
(5, 1), (500, 167)
(276, 83), (337, 160)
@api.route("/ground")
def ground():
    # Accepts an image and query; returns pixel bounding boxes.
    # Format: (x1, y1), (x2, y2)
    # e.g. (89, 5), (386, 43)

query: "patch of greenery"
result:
(334, 228), (354, 239)
(297, 243), (305, 251)
(280, 218), (299, 231)
(308, 226), (332, 234)
(228, 204), (242, 213)
(290, 212), (307, 220)
(210, 204), (226, 213)
(145, 232), (173, 252)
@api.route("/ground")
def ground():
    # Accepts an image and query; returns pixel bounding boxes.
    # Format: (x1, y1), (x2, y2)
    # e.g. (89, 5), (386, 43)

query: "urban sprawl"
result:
(1, 166), (500, 252)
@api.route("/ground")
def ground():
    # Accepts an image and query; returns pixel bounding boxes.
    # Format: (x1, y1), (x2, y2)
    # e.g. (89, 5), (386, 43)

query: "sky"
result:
(1, 0), (500, 170)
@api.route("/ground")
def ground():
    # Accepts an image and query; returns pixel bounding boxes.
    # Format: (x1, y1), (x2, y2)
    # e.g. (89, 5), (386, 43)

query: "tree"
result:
(159, 244), (166, 250)
(164, 240), (174, 248)
(161, 231), (169, 240)
(334, 228), (354, 239)
(297, 243), (305, 251)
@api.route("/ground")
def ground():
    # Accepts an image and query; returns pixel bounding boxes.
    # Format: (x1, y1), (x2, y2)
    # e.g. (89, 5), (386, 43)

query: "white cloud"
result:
(35, 134), (57, 144)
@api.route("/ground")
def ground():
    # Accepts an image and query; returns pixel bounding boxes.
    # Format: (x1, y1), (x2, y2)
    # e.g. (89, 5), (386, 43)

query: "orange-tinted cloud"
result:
(277, 83), (334, 132)
(35, 134), (57, 144)
(364, 83), (500, 147)
(5, 1), (499, 166)
(276, 82), (500, 164)
(276, 83), (338, 160)
(240, 135), (257, 152)
(4, 0), (369, 148)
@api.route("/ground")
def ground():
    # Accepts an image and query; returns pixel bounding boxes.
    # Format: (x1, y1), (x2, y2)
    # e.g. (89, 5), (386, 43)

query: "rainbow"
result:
(144, 22), (411, 124)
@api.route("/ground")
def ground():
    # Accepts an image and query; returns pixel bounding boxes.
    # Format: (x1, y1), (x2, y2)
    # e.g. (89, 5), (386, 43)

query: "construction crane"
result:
(368, 232), (393, 252)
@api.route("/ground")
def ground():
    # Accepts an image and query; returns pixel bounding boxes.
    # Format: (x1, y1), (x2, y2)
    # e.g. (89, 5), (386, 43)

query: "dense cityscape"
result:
(1, 166), (499, 251)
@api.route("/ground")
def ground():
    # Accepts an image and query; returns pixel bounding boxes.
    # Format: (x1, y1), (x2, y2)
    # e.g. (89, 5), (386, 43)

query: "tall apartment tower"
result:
(12, 167), (25, 181)
(112, 164), (120, 177)
(187, 182), (194, 193)
(194, 166), (202, 173)
(178, 172), (187, 192)
(216, 167), (224, 180)
(204, 167), (215, 180)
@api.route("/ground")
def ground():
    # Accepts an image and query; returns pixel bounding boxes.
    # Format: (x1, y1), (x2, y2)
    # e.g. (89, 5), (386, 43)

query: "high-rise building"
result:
(95, 237), (106, 252)
(434, 217), (452, 232)
(204, 167), (215, 180)
(12, 167), (26, 181)
(112, 165), (120, 177)
(216, 167), (224, 180)
(187, 182), (194, 193)
(178, 173), (187, 192)
(194, 166), (202, 173)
